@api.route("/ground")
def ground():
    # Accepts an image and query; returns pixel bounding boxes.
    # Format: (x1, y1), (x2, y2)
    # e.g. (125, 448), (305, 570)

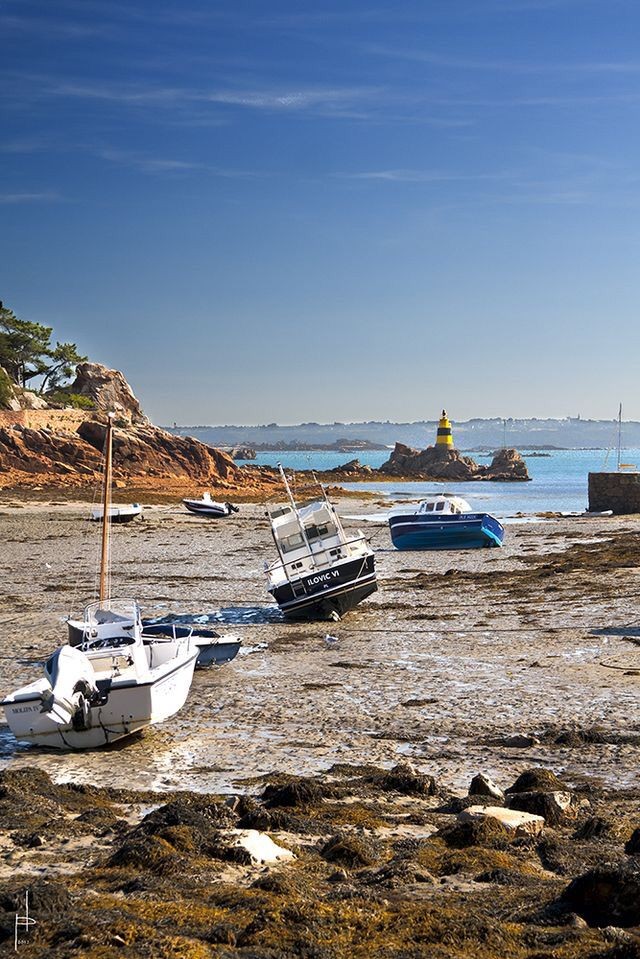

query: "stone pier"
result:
(588, 470), (640, 514)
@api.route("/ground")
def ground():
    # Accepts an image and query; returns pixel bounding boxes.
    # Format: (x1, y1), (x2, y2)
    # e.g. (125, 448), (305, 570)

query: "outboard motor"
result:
(41, 646), (98, 730)
(225, 502), (240, 514)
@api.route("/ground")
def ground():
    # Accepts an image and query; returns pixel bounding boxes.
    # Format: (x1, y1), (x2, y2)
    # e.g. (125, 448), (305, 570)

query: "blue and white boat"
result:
(388, 495), (504, 550)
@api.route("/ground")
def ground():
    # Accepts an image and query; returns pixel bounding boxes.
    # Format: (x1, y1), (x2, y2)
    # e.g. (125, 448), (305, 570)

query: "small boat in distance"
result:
(90, 503), (142, 523)
(389, 495), (504, 550)
(2, 414), (198, 749)
(183, 493), (239, 517)
(265, 465), (377, 620)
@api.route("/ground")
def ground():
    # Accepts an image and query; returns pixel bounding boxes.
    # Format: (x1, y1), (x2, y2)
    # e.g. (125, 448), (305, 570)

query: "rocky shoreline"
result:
(1, 762), (639, 957)
(0, 365), (531, 496)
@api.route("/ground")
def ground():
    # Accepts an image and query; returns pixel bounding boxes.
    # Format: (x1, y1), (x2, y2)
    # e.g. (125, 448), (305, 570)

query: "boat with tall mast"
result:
(2, 414), (199, 749)
(265, 465), (377, 620)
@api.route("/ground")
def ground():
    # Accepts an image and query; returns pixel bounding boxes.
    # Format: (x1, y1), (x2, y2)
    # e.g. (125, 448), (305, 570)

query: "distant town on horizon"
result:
(165, 416), (640, 452)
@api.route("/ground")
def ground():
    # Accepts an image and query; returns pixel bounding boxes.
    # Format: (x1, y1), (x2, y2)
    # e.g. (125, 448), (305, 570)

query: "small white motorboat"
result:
(90, 503), (142, 523)
(183, 493), (239, 517)
(4, 600), (198, 749)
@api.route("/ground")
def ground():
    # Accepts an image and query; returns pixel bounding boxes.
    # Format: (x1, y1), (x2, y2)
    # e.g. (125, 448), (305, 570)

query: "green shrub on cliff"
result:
(0, 366), (13, 409)
(45, 389), (95, 410)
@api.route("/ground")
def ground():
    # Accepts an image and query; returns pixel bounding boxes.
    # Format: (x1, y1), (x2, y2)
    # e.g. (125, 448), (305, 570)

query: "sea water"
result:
(236, 448), (640, 518)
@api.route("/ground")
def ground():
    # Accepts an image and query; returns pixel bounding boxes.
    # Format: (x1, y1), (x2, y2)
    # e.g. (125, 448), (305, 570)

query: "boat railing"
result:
(141, 623), (194, 643)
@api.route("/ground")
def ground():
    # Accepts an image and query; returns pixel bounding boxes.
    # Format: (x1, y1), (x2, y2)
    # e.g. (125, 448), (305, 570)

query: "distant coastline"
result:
(165, 416), (639, 451)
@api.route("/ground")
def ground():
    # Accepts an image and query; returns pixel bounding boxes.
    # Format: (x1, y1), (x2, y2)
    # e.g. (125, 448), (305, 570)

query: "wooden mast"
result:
(99, 413), (115, 603)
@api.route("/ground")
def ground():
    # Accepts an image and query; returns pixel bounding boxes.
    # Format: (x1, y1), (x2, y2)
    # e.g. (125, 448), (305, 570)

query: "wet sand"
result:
(1, 498), (638, 793)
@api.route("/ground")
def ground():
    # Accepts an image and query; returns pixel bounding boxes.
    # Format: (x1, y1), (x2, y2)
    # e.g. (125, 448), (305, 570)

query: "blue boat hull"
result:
(389, 512), (504, 550)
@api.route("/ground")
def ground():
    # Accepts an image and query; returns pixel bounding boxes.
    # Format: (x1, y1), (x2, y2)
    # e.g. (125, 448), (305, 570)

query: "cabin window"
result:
(426, 502), (435, 511)
(435, 501), (445, 511)
(281, 531), (305, 552)
(305, 523), (333, 541)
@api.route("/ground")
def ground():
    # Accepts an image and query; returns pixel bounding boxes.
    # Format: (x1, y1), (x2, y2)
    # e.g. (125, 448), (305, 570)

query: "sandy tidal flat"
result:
(0, 498), (638, 794)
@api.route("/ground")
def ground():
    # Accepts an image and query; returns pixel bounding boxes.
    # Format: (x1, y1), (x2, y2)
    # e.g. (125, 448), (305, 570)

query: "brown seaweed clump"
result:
(1, 765), (638, 959)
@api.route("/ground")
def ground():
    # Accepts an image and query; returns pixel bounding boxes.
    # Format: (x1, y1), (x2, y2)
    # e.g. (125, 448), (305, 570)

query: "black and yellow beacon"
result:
(436, 409), (454, 449)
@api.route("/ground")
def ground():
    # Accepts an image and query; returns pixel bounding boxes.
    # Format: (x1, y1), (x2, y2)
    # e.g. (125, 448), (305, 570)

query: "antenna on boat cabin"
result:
(277, 462), (298, 512)
(312, 468), (348, 542)
(312, 469), (330, 505)
(276, 462), (315, 561)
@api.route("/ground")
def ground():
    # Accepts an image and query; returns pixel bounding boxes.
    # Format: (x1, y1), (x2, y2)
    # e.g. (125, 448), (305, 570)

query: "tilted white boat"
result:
(183, 493), (239, 517)
(90, 503), (142, 523)
(4, 600), (198, 749)
(2, 414), (198, 750)
(265, 465), (377, 620)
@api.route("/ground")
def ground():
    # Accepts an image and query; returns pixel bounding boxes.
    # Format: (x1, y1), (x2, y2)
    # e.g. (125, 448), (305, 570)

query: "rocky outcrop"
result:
(0, 424), (102, 476)
(68, 362), (148, 425)
(487, 448), (530, 481)
(230, 446), (256, 460)
(328, 458), (373, 475)
(0, 420), (251, 488)
(78, 421), (242, 482)
(378, 443), (530, 482)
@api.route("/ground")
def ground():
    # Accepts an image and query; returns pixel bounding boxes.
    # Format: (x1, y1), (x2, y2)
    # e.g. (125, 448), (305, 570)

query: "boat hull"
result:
(269, 553), (377, 620)
(90, 506), (142, 524)
(141, 623), (241, 668)
(389, 512), (504, 550)
(194, 637), (241, 668)
(183, 501), (230, 517)
(2, 651), (198, 750)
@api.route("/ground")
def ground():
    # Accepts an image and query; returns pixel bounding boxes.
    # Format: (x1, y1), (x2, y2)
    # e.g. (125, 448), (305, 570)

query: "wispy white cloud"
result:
(0, 13), (112, 38)
(0, 192), (63, 204)
(10, 74), (385, 121)
(203, 86), (380, 115)
(95, 147), (263, 178)
(364, 42), (640, 76)
(336, 169), (514, 183)
(0, 137), (53, 154)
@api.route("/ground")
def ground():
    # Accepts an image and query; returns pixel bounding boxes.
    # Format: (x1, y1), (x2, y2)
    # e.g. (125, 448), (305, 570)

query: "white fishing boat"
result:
(265, 465), (377, 620)
(2, 415), (198, 750)
(183, 493), (239, 517)
(90, 503), (142, 523)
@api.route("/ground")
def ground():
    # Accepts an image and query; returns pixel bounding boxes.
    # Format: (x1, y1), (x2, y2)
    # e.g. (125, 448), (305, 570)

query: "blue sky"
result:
(2, 0), (640, 424)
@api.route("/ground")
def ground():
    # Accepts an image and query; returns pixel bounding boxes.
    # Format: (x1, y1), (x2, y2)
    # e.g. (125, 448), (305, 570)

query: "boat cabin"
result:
(416, 495), (471, 515)
(267, 497), (372, 591)
(269, 502), (345, 565)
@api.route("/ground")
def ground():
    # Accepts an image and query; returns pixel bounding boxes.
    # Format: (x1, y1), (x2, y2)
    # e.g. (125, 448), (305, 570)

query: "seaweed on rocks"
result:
(561, 862), (640, 927)
(262, 776), (329, 808)
(319, 833), (381, 868)
(506, 768), (569, 794)
(439, 816), (513, 850)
